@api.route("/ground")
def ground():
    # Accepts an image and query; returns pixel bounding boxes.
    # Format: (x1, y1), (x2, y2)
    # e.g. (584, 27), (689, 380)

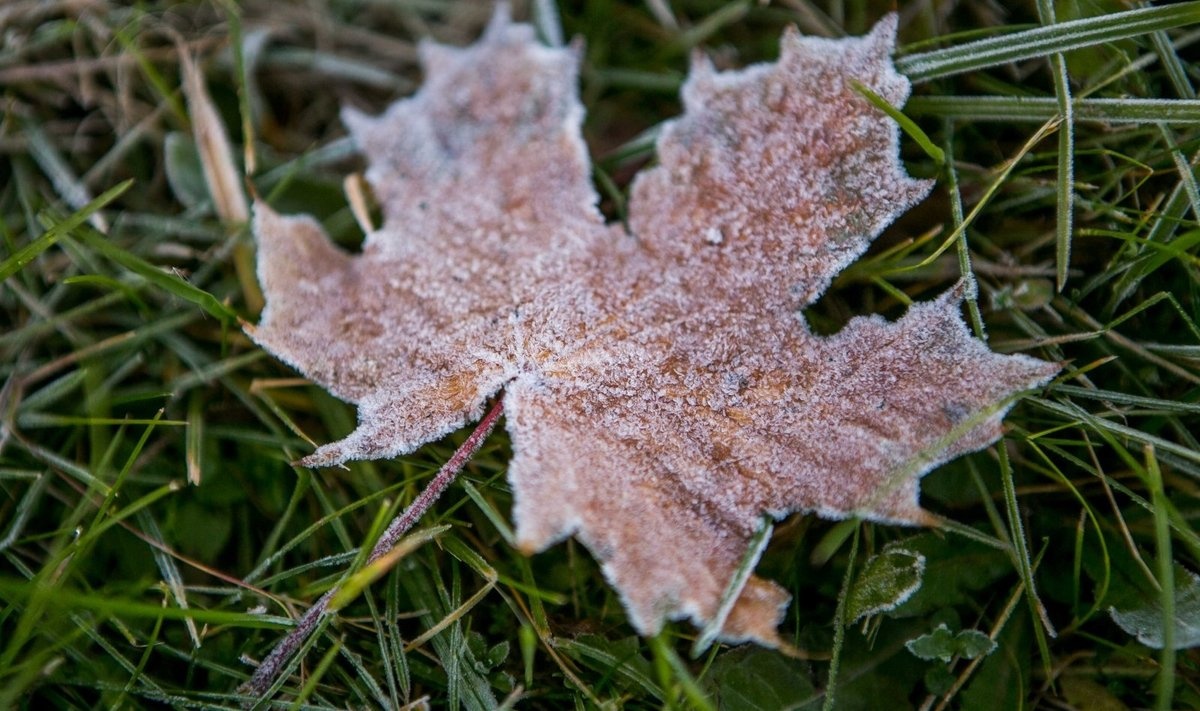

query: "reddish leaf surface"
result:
(250, 12), (1057, 645)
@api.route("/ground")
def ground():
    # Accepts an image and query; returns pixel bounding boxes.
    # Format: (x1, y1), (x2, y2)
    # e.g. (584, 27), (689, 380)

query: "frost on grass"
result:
(250, 11), (1059, 646)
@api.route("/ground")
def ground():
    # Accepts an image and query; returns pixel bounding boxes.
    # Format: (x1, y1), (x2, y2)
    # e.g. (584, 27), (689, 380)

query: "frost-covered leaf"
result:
(906, 624), (997, 662)
(848, 547), (926, 622)
(250, 10), (1058, 645)
(1110, 569), (1200, 649)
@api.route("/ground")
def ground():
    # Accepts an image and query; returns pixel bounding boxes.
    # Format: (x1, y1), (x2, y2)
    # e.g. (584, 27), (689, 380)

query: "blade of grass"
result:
(56, 221), (236, 322)
(288, 637), (343, 710)
(647, 633), (715, 711)
(554, 635), (662, 702)
(997, 442), (1056, 682)
(898, 3), (1200, 82)
(0, 180), (132, 282)
(667, 1), (749, 53)
(941, 121), (985, 338)
(853, 80), (944, 165)
(23, 121), (106, 233)
(891, 119), (1060, 276)
(111, 15), (188, 124)
(1034, 0), (1075, 291)
(821, 523), (859, 711)
(0, 472), (49, 553)
(136, 511), (202, 649)
(907, 96), (1200, 124)
(328, 525), (450, 611)
(1145, 446), (1176, 711)
(1025, 441), (1112, 630)
(0, 580), (291, 628)
(460, 479), (516, 547)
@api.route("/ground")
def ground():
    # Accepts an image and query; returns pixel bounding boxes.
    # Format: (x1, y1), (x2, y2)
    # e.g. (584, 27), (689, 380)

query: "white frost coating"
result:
(849, 547), (926, 622)
(250, 12), (1059, 647)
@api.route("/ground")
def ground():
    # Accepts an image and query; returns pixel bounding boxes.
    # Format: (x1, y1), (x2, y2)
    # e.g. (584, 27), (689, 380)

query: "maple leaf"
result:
(249, 11), (1058, 646)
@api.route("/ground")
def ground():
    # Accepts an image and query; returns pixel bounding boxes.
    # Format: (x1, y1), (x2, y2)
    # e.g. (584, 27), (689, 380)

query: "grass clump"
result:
(2, 0), (1199, 708)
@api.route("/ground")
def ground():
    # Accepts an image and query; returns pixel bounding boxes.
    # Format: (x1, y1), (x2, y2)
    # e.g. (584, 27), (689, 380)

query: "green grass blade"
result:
(852, 80), (944, 164)
(55, 221), (237, 322)
(0, 579), (292, 628)
(0, 180), (132, 281)
(1145, 446), (1176, 711)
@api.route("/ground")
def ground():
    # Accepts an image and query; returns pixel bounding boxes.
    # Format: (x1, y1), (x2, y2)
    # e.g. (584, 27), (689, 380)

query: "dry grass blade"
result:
(179, 43), (248, 225)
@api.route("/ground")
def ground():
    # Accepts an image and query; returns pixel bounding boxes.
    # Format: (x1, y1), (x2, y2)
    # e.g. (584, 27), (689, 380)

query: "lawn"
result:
(1, 0), (1199, 708)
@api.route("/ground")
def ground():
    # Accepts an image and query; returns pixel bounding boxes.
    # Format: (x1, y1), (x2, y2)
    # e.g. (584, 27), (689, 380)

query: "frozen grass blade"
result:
(906, 96), (1200, 124)
(941, 122), (985, 338)
(23, 122), (106, 233)
(997, 441), (1055, 681)
(1034, 0), (1075, 292)
(0, 472), (48, 553)
(821, 524), (860, 711)
(898, 2), (1200, 82)
(136, 511), (201, 649)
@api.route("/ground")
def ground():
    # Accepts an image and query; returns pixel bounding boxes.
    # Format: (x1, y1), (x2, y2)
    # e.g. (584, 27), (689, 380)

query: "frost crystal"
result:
(250, 11), (1058, 645)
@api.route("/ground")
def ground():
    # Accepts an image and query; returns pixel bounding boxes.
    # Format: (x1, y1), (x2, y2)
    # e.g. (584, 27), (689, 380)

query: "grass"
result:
(2, 0), (1199, 708)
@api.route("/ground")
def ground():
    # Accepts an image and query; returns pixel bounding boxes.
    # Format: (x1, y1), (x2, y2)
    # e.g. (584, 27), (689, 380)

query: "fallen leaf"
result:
(249, 11), (1058, 645)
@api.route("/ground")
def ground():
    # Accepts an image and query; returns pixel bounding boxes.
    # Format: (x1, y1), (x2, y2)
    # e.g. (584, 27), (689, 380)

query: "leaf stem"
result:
(239, 396), (506, 700)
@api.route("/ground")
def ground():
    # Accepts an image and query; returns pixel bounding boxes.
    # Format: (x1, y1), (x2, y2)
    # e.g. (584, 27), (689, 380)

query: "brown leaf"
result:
(250, 12), (1058, 645)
